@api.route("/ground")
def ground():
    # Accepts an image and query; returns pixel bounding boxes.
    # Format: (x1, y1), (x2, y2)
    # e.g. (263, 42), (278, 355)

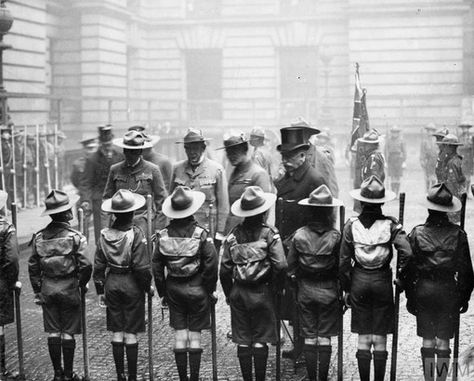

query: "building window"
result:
(279, 47), (319, 120)
(186, 0), (221, 18)
(464, 8), (474, 95)
(186, 49), (222, 120)
(280, 0), (317, 16)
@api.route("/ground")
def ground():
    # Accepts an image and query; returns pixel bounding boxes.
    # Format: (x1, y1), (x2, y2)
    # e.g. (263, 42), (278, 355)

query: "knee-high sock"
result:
(61, 339), (76, 378)
(237, 346), (253, 381)
(303, 343), (318, 381)
(188, 348), (203, 381)
(318, 345), (332, 381)
(48, 337), (62, 372)
(421, 347), (435, 381)
(125, 343), (138, 379)
(112, 341), (125, 377)
(0, 334), (5, 373)
(356, 349), (372, 381)
(174, 348), (188, 381)
(373, 350), (388, 381)
(253, 345), (269, 381)
(435, 348), (451, 381)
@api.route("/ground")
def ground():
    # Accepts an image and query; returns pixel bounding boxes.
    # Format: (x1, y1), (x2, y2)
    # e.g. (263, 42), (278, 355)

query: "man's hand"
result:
(148, 286), (155, 297)
(34, 293), (43, 305)
(209, 291), (218, 305)
(80, 201), (90, 211)
(98, 294), (106, 308)
(343, 292), (351, 308)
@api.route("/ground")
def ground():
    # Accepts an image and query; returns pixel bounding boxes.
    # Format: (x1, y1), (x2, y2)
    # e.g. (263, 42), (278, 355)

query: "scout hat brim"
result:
(41, 194), (79, 216)
(298, 197), (343, 207)
(420, 195), (462, 213)
(357, 137), (380, 144)
(162, 191), (205, 219)
(112, 138), (153, 149)
(231, 193), (276, 218)
(435, 141), (463, 146)
(101, 193), (146, 213)
(349, 189), (396, 204)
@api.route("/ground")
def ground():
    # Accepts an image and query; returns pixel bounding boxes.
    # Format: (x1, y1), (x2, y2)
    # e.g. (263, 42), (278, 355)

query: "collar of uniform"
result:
(426, 211), (450, 226)
(290, 159), (311, 182)
(185, 157), (207, 177)
(167, 216), (197, 237)
(42, 221), (72, 239)
(124, 157), (145, 174)
(307, 221), (331, 234)
(111, 219), (133, 231)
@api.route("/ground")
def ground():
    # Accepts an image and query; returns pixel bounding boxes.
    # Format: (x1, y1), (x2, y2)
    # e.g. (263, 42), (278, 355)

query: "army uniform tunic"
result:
(143, 149), (173, 191)
(339, 213), (412, 334)
(220, 222), (287, 345)
(94, 220), (152, 333)
(0, 217), (19, 325)
(385, 136), (406, 180)
(437, 153), (466, 202)
(103, 158), (168, 231)
(28, 221), (92, 334)
(419, 136), (438, 190)
(458, 135), (473, 189)
(152, 217), (218, 331)
(287, 223), (341, 338)
(361, 150), (385, 184)
(170, 157), (229, 234)
(406, 213), (474, 339)
(225, 160), (272, 234)
(70, 157), (88, 200)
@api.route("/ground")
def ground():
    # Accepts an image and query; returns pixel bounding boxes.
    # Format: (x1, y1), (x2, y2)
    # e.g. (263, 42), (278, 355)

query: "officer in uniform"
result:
(28, 190), (92, 381)
(287, 185), (343, 381)
(103, 130), (168, 232)
(432, 127), (449, 183)
(457, 122), (473, 194)
(83, 126), (123, 244)
(127, 125), (173, 190)
(220, 186), (287, 381)
(406, 184), (474, 381)
(94, 189), (153, 381)
(0, 190), (19, 380)
(339, 176), (412, 381)
(153, 186), (218, 381)
(249, 126), (273, 179)
(70, 135), (97, 240)
(385, 126), (406, 196)
(419, 123), (438, 192)
(170, 128), (229, 243)
(218, 133), (272, 234)
(435, 134), (466, 223)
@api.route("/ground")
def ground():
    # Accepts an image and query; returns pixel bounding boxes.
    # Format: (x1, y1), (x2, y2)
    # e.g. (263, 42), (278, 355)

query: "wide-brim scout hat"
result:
(175, 128), (211, 144)
(436, 133), (463, 146)
(432, 127), (449, 139)
(458, 121), (473, 129)
(162, 186), (205, 219)
(0, 190), (8, 210)
(80, 134), (97, 148)
(424, 123), (436, 131)
(357, 129), (380, 144)
(350, 175), (396, 204)
(298, 184), (343, 207)
(101, 189), (146, 213)
(216, 133), (248, 150)
(420, 183), (461, 213)
(113, 130), (153, 149)
(231, 186), (277, 218)
(250, 126), (267, 140)
(41, 190), (79, 216)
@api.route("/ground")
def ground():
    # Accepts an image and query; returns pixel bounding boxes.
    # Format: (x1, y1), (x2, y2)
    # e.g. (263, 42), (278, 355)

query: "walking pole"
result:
(452, 192), (467, 381)
(11, 124), (16, 204)
(146, 195), (154, 381)
(337, 205), (346, 381)
(0, 127), (5, 192)
(42, 125), (51, 193)
(35, 125), (40, 207)
(78, 208), (90, 381)
(53, 124), (58, 189)
(22, 127), (27, 208)
(390, 192), (406, 381)
(208, 203), (218, 381)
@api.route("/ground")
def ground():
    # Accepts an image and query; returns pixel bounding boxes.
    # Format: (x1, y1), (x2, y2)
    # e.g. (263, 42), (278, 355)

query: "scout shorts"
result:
(43, 302), (82, 335)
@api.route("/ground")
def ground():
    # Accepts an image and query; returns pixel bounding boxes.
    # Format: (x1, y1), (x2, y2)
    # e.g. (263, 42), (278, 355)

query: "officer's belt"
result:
(107, 267), (131, 274)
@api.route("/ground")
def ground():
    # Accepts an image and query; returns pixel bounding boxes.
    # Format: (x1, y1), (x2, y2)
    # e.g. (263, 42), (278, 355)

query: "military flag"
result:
(350, 63), (369, 149)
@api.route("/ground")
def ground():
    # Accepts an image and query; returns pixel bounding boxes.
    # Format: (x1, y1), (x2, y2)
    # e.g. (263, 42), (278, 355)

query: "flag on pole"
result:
(350, 63), (369, 149)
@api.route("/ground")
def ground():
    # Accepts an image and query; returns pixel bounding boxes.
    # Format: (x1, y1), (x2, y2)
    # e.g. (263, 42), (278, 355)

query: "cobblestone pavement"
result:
(3, 168), (474, 380)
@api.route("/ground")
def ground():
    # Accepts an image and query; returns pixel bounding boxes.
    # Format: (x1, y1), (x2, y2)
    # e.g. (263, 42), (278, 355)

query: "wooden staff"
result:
(146, 195), (154, 381)
(42, 125), (51, 193)
(337, 205), (346, 381)
(22, 127), (27, 207)
(35, 125), (40, 207)
(452, 192), (467, 381)
(208, 203), (218, 381)
(0, 126), (5, 192)
(390, 192), (406, 381)
(10, 124), (16, 204)
(53, 123), (58, 189)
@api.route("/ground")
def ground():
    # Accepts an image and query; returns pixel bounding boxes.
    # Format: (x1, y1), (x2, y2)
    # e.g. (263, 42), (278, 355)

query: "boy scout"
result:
(93, 189), (153, 381)
(406, 183), (474, 381)
(153, 186), (218, 381)
(287, 185), (343, 381)
(339, 176), (412, 381)
(220, 186), (287, 381)
(28, 190), (92, 381)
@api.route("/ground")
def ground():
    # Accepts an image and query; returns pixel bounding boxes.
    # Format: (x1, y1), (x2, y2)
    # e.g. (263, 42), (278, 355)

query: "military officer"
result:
(419, 123), (438, 192)
(432, 127), (449, 183)
(385, 126), (406, 196)
(435, 134), (466, 223)
(218, 133), (272, 234)
(249, 126), (273, 179)
(28, 190), (92, 381)
(171, 128), (229, 241)
(83, 126), (123, 244)
(457, 122), (473, 194)
(103, 130), (168, 232)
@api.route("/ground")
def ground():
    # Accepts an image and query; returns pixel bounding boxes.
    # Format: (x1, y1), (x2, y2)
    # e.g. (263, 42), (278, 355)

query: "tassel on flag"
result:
(350, 63), (369, 149)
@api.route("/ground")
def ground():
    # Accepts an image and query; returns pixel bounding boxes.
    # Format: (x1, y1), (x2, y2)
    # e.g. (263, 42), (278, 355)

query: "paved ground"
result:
(3, 168), (474, 380)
